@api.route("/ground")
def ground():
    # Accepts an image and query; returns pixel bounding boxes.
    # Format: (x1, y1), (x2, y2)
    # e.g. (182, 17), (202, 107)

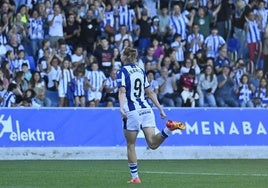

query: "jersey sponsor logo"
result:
(0, 115), (55, 142)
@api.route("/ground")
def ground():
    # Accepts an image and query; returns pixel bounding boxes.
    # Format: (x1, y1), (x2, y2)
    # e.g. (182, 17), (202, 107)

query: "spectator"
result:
(86, 62), (107, 107)
(233, 58), (248, 89)
(193, 4), (221, 38)
(28, 71), (46, 91)
(0, 67), (9, 89)
(187, 23), (204, 55)
(114, 0), (136, 33)
(178, 68), (198, 107)
(5, 33), (24, 58)
(2, 83), (21, 107)
(157, 66), (182, 107)
(235, 73), (254, 107)
(112, 47), (122, 70)
(253, 77), (268, 107)
(0, 79), (7, 106)
(71, 45), (86, 69)
(146, 69), (159, 107)
(215, 65), (239, 107)
(197, 65), (218, 107)
(93, 37), (114, 77)
(34, 86), (52, 107)
(250, 68), (264, 89)
(104, 68), (118, 106)
(115, 24), (133, 52)
(46, 55), (61, 92)
(245, 11), (262, 69)
(12, 71), (29, 95)
(17, 49), (30, 71)
(47, 3), (66, 48)
(169, 3), (194, 41)
(171, 33), (186, 63)
(214, 45), (231, 75)
(77, 9), (102, 55)
(28, 9), (44, 58)
(72, 63), (88, 107)
(58, 58), (74, 107)
(21, 62), (32, 82)
(142, 46), (158, 72)
(158, 5), (170, 39)
(151, 36), (165, 60)
(203, 26), (226, 59)
(63, 13), (80, 51)
(136, 7), (151, 56)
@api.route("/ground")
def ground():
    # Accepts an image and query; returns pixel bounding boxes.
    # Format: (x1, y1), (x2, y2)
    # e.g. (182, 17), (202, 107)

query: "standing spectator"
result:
(203, 26), (226, 59)
(77, 9), (102, 56)
(72, 64), (88, 107)
(245, 11), (262, 69)
(114, 0), (136, 33)
(158, 5), (170, 39)
(193, 4), (221, 38)
(58, 58), (74, 107)
(93, 37), (114, 77)
(197, 65), (218, 107)
(136, 7), (151, 56)
(171, 33), (186, 63)
(169, 3), (194, 41)
(86, 62), (107, 107)
(215, 65), (239, 107)
(63, 13), (80, 51)
(46, 55), (61, 90)
(187, 24), (204, 55)
(28, 9), (44, 58)
(47, 3), (66, 48)
(216, 0), (233, 40)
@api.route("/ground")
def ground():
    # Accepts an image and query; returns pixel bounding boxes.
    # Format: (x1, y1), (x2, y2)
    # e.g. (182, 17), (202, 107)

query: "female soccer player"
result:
(116, 47), (186, 184)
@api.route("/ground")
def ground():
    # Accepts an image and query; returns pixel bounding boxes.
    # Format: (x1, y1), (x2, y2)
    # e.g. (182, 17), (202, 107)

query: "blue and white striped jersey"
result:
(116, 63), (151, 112)
(246, 20), (261, 43)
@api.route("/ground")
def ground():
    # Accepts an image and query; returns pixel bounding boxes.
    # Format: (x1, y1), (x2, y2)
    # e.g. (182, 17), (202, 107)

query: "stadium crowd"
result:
(0, 0), (268, 108)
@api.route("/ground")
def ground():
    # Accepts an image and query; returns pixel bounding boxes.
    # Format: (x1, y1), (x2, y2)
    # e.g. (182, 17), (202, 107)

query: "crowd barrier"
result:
(0, 108), (267, 147)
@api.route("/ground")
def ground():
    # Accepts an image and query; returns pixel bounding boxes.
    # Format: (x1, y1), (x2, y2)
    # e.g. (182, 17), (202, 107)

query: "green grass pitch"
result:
(0, 159), (267, 188)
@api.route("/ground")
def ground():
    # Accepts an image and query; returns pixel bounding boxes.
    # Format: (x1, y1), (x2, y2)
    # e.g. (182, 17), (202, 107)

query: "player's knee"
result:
(148, 144), (159, 150)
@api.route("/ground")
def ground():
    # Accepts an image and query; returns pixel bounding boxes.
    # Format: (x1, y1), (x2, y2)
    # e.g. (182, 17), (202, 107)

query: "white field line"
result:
(141, 171), (268, 177)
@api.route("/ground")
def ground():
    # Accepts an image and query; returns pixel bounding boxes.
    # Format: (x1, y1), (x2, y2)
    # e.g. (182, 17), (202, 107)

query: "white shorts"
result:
(88, 91), (102, 101)
(123, 108), (156, 131)
(58, 84), (65, 98)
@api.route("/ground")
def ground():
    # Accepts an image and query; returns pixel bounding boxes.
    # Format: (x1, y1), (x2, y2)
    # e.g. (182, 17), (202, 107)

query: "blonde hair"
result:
(121, 47), (137, 63)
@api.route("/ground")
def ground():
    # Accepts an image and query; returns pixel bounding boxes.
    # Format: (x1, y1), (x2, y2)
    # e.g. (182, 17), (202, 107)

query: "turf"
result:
(0, 160), (267, 188)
